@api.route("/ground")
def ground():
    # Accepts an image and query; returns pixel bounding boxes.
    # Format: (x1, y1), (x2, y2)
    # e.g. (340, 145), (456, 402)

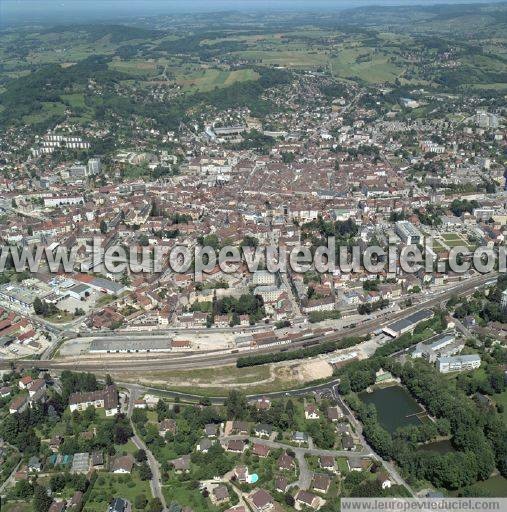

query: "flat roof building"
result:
(437, 354), (481, 373)
(89, 337), (172, 353)
(395, 220), (424, 245)
(383, 309), (433, 338)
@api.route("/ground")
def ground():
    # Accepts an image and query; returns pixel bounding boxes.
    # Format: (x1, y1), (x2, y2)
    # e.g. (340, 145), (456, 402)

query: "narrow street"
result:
(126, 388), (167, 510)
(0, 459), (22, 496)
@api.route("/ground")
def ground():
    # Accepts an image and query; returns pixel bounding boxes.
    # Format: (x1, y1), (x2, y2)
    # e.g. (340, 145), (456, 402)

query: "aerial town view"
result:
(0, 0), (506, 511)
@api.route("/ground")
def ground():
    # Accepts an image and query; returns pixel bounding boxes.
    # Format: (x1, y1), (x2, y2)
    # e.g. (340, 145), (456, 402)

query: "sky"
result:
(1, 0), (505, 26)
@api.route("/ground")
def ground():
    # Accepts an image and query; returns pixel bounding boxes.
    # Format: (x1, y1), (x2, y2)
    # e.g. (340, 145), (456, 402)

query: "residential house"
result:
(204, 423), (219, 437)
(9, 395), (28, 414)
(110, 454), (134, 474)
(48, 501), (66, 512)
(68, 385), (118, 416)
(0, 386), (12, 398)
(234, 465), (249, 482)
(305, 404), (320, 420)
(341, 433), (355, 451)
(196, 438), (213, 453)
(277, 452), (295, 471)
(378, 472), (392, 490)
(327, 406), (343, 422)
(28, 456), (42, 473)
(295, 490), (321, 510)
(250, 489), (274, 512)
(109, 498), (128, 512)
(211, 485), (230, 505)
(170, 454), (191, 473)
(254, 423), (272, 438)
(255, 397), (271, 411)
(226, 440), (246, 454)
(252, 443), (270, 458)
(312, 474), (332, 494)
(19, 376), (33, 389)
(275, 476), (289, 493)
(68, 491), (83, 510)
(319, 456), (336, 473)
(159, 418), (177, 438)
(292, 431), (308, 445)
(347, 458), (372, 472)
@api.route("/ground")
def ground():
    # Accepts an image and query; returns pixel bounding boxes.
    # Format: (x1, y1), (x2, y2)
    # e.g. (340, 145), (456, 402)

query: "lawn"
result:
(441, 233), (462, 241)
(162, 480), (220, 512)
(493, 389), (507, 423)
(336, 456), (350, 473)
(2, 502), (31, 512)
(83, 472), (151, 512)
(115, 439), (139, 456)
(61, 93), (87, 108)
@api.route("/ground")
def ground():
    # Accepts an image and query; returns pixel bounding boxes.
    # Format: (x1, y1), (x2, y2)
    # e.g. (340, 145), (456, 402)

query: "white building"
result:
(68, 385), (118, 416)
(436, 354), (481, 373)
(395, 221), (423, 245)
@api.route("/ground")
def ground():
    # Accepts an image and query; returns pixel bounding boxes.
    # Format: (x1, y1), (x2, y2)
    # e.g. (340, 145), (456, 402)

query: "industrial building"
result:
(383, 309), (434, 338)
(89, 337), (173, 353)
(411, 332), (464, 362)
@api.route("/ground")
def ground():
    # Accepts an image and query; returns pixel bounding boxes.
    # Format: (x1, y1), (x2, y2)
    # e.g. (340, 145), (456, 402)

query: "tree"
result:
(100, 220), (108, 234)
(33, 297), (45, 315)
(49, 473), (66, 492)
(224, 389), (249, 420)
(284, 493), (295, 507)
(10, 479), (34, 499)
(338, 375), (351, 394)
(148, 498), (163, 512)
(33, 484), (52, 512)
(139, 462), (153, 481)
(135, 448), (147, 463)
(281, 151), (295, 164)
(241, 235), (259, 248)
(135, 494), (148, 510)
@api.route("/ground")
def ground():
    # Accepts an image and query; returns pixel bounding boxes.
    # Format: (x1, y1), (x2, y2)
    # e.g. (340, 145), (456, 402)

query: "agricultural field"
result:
(175, 68), (260, 92)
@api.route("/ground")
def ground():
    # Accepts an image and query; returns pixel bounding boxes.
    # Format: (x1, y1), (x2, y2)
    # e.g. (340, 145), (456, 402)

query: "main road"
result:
(0, 271), (496, 373)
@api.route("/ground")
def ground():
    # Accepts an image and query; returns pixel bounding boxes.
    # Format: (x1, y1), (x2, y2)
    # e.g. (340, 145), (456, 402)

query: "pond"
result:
(359, 385), (425, 433)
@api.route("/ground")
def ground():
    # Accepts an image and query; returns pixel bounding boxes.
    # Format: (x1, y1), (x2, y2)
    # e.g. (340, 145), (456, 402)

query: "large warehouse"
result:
(89, 337), (173, 354)
(382, 309), (434, 338)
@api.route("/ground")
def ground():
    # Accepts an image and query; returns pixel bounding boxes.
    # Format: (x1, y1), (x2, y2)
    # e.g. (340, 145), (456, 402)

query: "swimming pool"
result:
(247, 473), (259, 484)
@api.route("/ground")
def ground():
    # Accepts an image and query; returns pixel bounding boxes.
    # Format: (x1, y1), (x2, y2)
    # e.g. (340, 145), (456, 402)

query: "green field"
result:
(109, 59), (158, 77)
(331, 47), (405, 83)
(176, 68), (259, 92)
(163, 481), (220, 512)
(83, 473), (151, 512)
(493, 390), (507, 423)
(22, 101), (66, 124)
(61, 93), (87, 108)
(235, 49), (329, 68)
